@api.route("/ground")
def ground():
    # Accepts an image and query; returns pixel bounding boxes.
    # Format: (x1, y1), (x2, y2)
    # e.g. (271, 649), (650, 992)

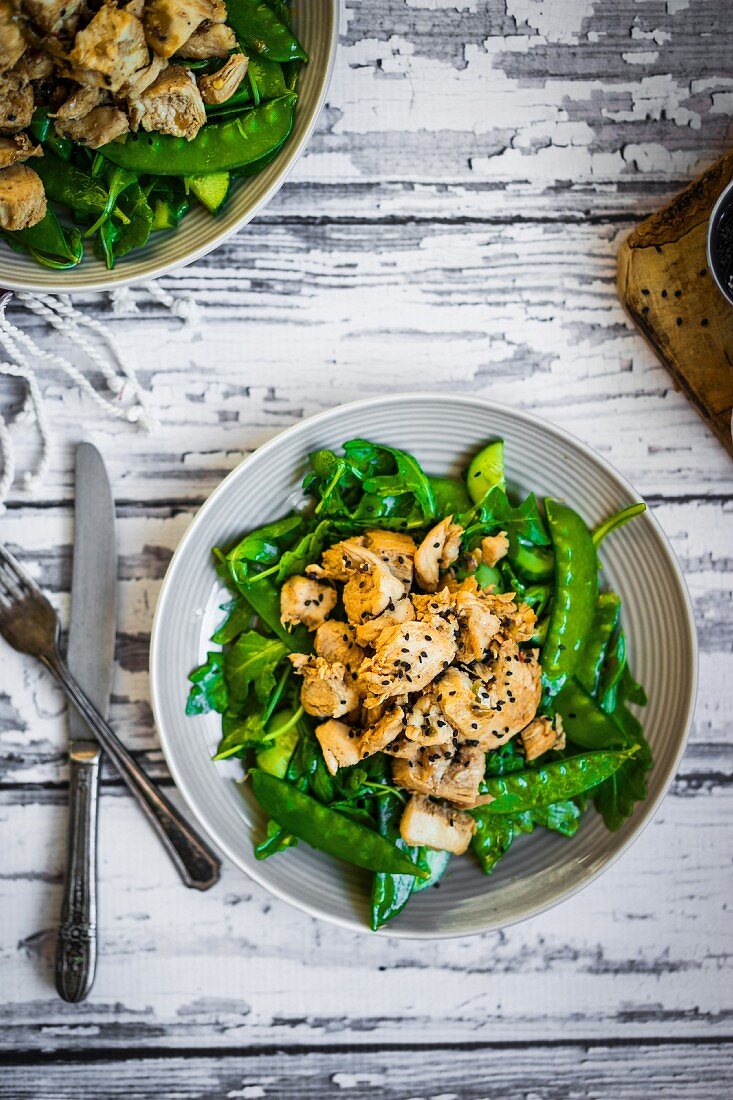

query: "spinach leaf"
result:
(214, 710), (267, 760)
(370, 789), (418, 929)
(460, 487), (550, 547)
(186, 651), (228, 715)
(228, 514), (304, 566)
(275, 519), (331, 582)
(593, 703), (652, 831)
(211, 599), (256, 645)
(225, 630), (288, 706)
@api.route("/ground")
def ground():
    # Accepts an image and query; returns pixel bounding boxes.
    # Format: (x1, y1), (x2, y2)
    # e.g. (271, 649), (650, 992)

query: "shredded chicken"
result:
(359, 705), (404, 759)
(0, 69), (34, 135)
(453, 577), (536, 664)
(56, 106), (130, 148)
(198, 52), (248, 106)
(143, 0), (215, 59)
(138, 65), (206, 140)
(359, 614), (457, 704)
(315, 719), (361, 776)
(0, 163), (45, 229)
(0, 133), (41, 169)
(362, 529), (416, 588)
(521, 714), (566, 762)
(342, 554), (404, 626)
(177, 22), (236, 58)
(23, 0), (86, 36)
(53, 85), (104, 122)
(70, 6), (150, 92)
(392, 743), (485, 807)
(479, 531), (509, 567)
(437, 647), (541, 750)
(404, 691), (454, 747)
(414, 516), (463, 592)
(314, 620), (365, 675)
(0, 0), (26, 73)
(400, 794), (475, 855)
(280, 575), (337, 632)
(289, 655), (359, 720)
(353, 597), (415, 647)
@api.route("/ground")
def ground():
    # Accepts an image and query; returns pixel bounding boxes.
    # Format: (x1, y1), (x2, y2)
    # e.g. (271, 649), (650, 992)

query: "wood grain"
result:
(1, 0), (732, 1090)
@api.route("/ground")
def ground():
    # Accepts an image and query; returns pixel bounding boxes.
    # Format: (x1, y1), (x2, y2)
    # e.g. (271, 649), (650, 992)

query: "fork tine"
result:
(0, 543), (41, 601)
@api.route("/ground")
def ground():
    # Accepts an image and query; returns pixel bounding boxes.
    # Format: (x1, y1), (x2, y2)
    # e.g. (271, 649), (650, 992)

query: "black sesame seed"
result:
(701, 318), (709, 327)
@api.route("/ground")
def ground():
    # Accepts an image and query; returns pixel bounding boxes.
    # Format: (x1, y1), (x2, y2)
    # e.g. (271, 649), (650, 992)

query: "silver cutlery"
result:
(55, 443), (118, 1003)
(0, 541), (221, 910)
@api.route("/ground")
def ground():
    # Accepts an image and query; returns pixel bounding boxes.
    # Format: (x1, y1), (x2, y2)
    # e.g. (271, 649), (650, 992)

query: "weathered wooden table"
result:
(2, 2), (732, 1096)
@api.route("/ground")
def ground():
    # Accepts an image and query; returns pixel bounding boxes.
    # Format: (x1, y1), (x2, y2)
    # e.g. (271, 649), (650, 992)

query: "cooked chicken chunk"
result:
(404, 692), (454, 747)
(342, 555), (404, 626)
(70, 6), (150, 93)
(138, 65), (206, 140)
(53, 85), (103, 122)
(198, 52), (248, 106)
(400, 794), (475, 855)
(315, 719), (361, 775)
(411, 586), (455, 621)
(359, 705), (404, 759)
(314, 620), (364, 675)
(362, 529), (416, 588)
(307, 536), (366, 583)
(177, 22), (236, 59)
(437, 648), (541, 750)
(479, 532), (509, 567)
(280, 575), (337, 632)
(354, 596), (415, 647)
(0, 134), (41, 169)
(414, 516), (463, 592)
(290, 654), (359, 719)
(14, 51), (54, 82)
(120, 53), (168, 114)
(0, 71), (34, 134)
(56, 107), (129, 148)
(521, 714), (565, 762)
(144, 0), (217, 58)
(453, 577), (536, 663)
(22, 0), (85, 35)
(0, 163), (45, 230)
(393, 743), (484, 808)
(124, 0), (145, 17)
(359, 614), (457, 704)
(0, 1), (26, 73)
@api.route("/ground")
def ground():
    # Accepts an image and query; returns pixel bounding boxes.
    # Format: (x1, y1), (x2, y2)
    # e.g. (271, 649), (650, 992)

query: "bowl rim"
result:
(706, 177), (733, 307)
(2, 1), (340, 295)
(150, 393), (699, 939)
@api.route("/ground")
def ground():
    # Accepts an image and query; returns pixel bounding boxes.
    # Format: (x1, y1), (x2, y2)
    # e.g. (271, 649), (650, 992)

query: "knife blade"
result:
(55, 442), (117, 1003)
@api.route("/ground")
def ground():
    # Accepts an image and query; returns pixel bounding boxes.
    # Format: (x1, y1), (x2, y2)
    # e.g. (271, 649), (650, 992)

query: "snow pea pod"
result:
(250, 771), (428, 878)
(597, 628), (627, 713)
(99, 96), (296, 176)
(477, 747), (634, 814)
(370, 791), (419, 929)
(575, 592), (621, 696)
(592, 501), (646, 547)
(554, 678), (625, 749)
(541, 499), (599, 698)
(227, 0), (308, 62)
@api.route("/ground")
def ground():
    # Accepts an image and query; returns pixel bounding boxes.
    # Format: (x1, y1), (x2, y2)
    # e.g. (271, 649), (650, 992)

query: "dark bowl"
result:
(707, 178), (733, 307)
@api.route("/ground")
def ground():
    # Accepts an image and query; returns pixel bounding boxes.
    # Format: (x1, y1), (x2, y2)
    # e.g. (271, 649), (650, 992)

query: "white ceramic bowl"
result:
(1, 1), (338, 293)
(150, 395), (698, 938)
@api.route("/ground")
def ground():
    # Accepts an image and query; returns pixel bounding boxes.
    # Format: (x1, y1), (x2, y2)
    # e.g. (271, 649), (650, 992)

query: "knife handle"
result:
(44, 653), (221, 892)
(56, 743), (100, 1003)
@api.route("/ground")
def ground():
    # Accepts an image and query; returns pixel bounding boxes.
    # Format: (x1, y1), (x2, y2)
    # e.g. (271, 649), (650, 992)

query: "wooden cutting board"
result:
(617, 153), (733, 458)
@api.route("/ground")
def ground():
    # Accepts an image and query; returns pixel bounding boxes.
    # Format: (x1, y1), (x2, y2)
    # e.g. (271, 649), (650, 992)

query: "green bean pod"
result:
(541, 499), (599, 697)
(99, 96), (296, 176)
(251, 771), (429, 878)
(476, 747), (634, 814)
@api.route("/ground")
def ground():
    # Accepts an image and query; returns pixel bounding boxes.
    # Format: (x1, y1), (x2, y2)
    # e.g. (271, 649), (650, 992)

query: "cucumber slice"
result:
(151, 197), (188, 231)
(256, 710), (300, 778)
(512, 541), (554, 581)
(430, 475), (472, 516)
(186, 171), (231, 214)
(466, 440), (505, 503)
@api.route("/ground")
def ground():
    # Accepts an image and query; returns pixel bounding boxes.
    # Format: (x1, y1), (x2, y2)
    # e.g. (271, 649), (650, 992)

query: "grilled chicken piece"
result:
(290, 654), (359, 719)
(315, 719), (361, 775)
(307, 536), (366, 583)
(14, 51), (54, 82)
(56, 106), (129, 148)
(177, 21), (236, 58)
(314, 620), (364, 675)
(436, 647), (541, 750)
(120, 53), (168, 110)
(479, 531), (509, 567)
(280, 574), (337, 632)
(0, 1), (26, 73)
(404, 691), (454, 747)
(124, 0), (146, 17)
(0, 70), (34, 134)
(359, 614), (457, 704)
(392, 743), (484, 808)
(70, 6), (150, 93)
(144, 0), (215, 59)
(354, 597), (415, 647)
(138, 64), (206, 139)
(414, 515), (463, 592)
(359, 705), (404, 759)
(342, 554), (404, 626)
(453, 577), (536, 663)
(198, 51), (247, 105)
(521, 714), (565, 762)
(22, 0), (85, 35)
(362, 529), (416, 588)
(411, 586), (455, 621)
(0, 134), (41, 169)
(0, 163), (45, 230)
(53, 85), (103, 122)
(400, 794), (475, 854)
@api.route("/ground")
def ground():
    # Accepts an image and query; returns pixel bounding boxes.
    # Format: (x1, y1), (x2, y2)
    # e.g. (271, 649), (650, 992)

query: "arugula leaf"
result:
(186, 651), (228, 715)
(224, 630), (288, 706)
(459, 487), (550, 547)
(211, 600), (255, 645)
(275, 519), (331, 582)
(213, 711), (267, 760)
(228, 514), (304, 566)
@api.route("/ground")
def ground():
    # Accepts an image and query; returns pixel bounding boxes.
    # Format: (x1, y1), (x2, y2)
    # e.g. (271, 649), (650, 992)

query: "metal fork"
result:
(0, 542), (221, 891)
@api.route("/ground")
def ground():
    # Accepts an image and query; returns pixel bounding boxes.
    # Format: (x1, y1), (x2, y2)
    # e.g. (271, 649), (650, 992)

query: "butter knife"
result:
(55, 442), (117, 1003)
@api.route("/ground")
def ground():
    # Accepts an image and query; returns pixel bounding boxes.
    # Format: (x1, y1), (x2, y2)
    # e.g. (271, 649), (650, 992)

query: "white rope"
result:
(0, 283), (195, 507)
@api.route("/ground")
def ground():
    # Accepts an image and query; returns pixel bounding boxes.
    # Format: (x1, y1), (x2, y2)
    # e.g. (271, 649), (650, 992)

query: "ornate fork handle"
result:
(56, 742), (100, 1003)
(43, 652), (221, 892)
